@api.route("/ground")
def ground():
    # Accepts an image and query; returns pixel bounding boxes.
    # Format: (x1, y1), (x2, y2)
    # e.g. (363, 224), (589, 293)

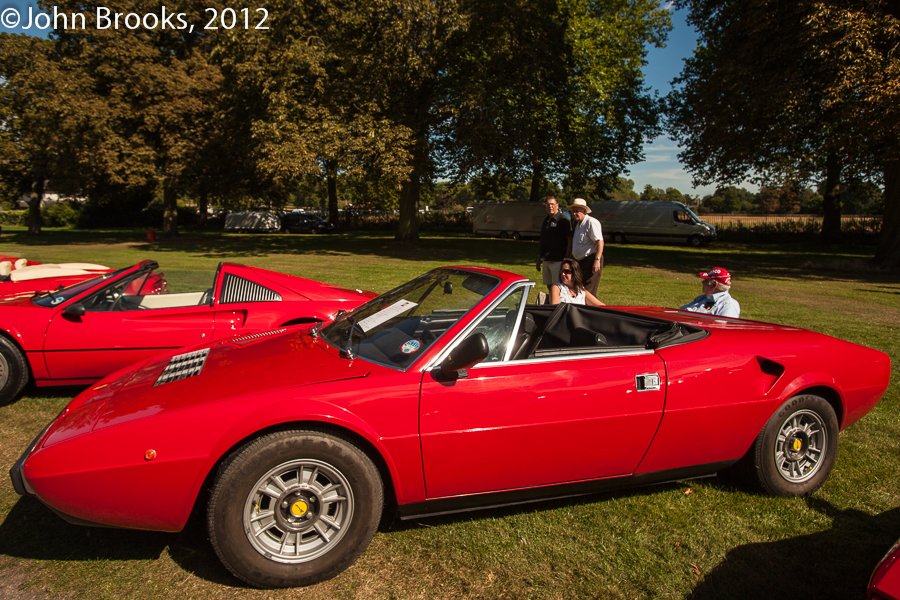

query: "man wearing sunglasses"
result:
(536, 196), (572, 293)
(680, 267), (741, 318)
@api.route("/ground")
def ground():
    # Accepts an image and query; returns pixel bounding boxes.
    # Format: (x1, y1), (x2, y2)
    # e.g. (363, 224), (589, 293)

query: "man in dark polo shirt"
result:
(535, 196), (572, 293)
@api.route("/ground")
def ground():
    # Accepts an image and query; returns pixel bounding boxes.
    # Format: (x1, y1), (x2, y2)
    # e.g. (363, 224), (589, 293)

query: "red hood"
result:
(89, 328), (371, 430)
(241, 265), (378, 302)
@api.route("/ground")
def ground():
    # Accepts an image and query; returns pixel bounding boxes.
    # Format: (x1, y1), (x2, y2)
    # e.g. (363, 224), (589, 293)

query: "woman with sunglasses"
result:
(550, 259), (605, 306)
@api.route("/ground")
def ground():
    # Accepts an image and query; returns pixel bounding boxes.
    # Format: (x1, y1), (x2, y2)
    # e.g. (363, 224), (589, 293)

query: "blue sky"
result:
(1, 1), (749, 197)
(630, 6), (756, 198)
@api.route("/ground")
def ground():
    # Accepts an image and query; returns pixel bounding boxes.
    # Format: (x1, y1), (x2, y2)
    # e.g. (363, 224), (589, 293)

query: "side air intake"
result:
(220, 274), (282, 304)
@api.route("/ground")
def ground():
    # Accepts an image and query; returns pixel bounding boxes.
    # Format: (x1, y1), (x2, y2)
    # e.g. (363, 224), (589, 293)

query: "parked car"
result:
(11, 266), (890, 588)
(281, 211), (336, 234)
(0, 260), (376, 405)
(224, 211), (281, 233)
(0, 256), (112, 297)
(869, 537), (900, 600)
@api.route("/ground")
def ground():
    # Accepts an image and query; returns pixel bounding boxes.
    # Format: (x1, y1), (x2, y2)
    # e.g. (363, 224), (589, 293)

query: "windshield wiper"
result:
(341, 319), (367, 359)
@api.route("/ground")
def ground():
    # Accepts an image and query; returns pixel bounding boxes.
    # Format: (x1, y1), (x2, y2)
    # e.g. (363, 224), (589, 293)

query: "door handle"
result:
(635, 373), (661, 392)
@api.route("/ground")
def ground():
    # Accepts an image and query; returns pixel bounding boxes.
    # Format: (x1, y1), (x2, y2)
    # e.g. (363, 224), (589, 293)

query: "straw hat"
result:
(569, 198), (591, 214)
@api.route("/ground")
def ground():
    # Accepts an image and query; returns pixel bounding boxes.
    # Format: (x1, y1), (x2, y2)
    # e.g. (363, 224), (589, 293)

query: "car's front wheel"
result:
(208, 430), (383, 588)
(752, 394), (838, 496)
(0, 336), (29, 406)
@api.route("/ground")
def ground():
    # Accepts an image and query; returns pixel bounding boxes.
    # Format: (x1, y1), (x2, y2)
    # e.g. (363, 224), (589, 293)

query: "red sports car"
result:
(0, 255), (112, 297)
(10, 266), (891, 588)
(0, 259), (376, 405)
(870, 537), (900, 600)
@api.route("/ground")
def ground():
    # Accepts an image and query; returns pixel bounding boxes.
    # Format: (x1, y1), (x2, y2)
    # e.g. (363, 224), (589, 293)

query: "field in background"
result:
(0, 227), (898, 600)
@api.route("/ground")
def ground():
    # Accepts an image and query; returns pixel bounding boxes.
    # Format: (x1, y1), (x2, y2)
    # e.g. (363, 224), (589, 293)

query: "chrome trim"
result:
(468, 348), (656, 368)
(424, 281), (534, 371)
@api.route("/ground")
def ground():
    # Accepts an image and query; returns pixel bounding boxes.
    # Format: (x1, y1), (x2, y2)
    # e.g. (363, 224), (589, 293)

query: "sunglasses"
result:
(561, 269), (573, 275)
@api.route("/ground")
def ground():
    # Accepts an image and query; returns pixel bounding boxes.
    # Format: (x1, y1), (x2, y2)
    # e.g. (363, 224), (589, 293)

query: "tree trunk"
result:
(873, 157), (900, 268)
(529, 161), (543, 202)
(820, 151), (842, 244)
(396, 170), (420, 242)
(326, 160), (339, 226)
(162, 182), (178, 238)
(27, 177), (44, 234)
(198, 188), (208, 229)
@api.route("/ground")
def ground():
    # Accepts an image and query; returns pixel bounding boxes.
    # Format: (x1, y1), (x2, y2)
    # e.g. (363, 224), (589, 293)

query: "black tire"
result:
(611, 232), (626, 244)
(208, 430), (383, 588)
(499, 231), (508, 239)
(688, 234), (703, 247)
(751, 394), (838, 496)
(511, 231), (521, 240)
(0, 336), (29, 406)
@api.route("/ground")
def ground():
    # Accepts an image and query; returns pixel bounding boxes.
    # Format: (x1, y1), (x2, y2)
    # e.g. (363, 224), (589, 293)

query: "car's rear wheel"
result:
(208, 430), (383, 588)
(752, 394), (838, 496)
(499, 231), (508, 239)
(611, 232), (626, 244)
(0, 336), (29, 406)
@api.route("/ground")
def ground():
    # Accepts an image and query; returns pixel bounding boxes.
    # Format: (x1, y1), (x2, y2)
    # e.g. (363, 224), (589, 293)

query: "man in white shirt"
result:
(680, 267), (741, 318)
(568, 198), (603, 297)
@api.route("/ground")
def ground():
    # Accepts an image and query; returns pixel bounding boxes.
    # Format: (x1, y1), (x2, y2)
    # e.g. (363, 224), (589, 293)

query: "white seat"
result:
(10, 267), (91, 282)
(0, 262), (11, 277)
(58, 263), (109, 271)
(13, 258), (27, 269)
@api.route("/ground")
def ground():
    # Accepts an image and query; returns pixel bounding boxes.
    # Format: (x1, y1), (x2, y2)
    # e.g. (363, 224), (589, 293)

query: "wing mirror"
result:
(436, 333), (489, 380)
(63, 303), (86, 317)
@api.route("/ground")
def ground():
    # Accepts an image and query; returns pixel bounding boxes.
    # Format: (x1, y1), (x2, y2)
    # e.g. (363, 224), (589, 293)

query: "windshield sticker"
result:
(356, 299), (418, 332)
(401, 339), (421, 354)
(51, 296), (64, 305)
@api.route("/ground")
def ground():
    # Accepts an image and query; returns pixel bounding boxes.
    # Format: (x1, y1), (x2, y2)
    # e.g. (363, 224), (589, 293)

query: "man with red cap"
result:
(680, 267), (741, 318)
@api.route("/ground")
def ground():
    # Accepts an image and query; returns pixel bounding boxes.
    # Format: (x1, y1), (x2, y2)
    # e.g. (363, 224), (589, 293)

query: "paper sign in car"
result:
(356, 299), (418, 332)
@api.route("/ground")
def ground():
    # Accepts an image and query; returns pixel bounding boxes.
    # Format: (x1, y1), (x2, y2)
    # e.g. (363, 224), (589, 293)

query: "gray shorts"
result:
(541, 260), (563, 286)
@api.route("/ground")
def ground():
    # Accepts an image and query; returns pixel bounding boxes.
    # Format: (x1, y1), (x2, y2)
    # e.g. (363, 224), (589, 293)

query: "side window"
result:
(470, 288), (525, 363)
(81, 272), (168, 312)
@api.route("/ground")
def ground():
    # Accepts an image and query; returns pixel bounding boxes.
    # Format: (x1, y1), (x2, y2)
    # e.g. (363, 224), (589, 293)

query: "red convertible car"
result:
(0, 259), (376, 405)
(0, 255), (112, 297)
(10, 266), (891, 588)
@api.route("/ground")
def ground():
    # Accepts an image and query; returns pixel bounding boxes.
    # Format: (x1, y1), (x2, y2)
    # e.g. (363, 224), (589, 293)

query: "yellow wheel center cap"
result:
(793, 439), (803, 451)
(291, 500), (309, 517)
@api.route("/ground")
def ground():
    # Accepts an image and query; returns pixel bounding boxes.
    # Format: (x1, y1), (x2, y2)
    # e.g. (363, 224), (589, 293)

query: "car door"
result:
(43, 272), (215, 381)
(418, 289), (667, 499)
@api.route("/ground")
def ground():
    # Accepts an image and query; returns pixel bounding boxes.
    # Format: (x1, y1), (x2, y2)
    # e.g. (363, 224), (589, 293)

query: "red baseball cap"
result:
(699, 267), (731, 285)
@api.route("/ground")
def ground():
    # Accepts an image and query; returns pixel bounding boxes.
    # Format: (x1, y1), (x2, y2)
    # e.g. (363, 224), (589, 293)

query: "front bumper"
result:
(9, 422), (51, 496)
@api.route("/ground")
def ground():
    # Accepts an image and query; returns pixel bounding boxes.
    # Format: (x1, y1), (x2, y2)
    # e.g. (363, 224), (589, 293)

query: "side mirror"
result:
(443, 281), (453, 294)
(438, 333), (489, 378)
(64, 303), (86, 317)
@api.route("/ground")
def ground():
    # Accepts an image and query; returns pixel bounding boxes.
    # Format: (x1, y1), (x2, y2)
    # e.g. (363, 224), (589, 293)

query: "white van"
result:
(591, 200), (716, 247)
(472, 201), (571, 239)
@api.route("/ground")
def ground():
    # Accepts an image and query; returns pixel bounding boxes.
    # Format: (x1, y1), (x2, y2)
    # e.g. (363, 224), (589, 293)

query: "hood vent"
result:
(220, 273), (282, 304)
(154, 348), (210, 386)
(230, 328), (288, 346)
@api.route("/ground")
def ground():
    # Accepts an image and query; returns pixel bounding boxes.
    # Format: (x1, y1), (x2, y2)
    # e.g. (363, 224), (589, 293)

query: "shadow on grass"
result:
(0, 495), (242, 588)
(686, 498), (900, 600)
(5, 229), (898, 289)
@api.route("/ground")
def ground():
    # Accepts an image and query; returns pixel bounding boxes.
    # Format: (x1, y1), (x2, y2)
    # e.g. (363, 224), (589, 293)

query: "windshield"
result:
(684, 206), (703, 223)
(320, 268), (500, 369)
(31, 267), (130, 307)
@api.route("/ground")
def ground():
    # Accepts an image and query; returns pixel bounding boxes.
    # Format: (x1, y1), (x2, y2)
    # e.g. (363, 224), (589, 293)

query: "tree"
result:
(42, 0), (225, 237)
(668, 0), (857, 243)
(439, 0), (671, 205)
(0, 34), (86, 233)
(807, 0), (900, 265)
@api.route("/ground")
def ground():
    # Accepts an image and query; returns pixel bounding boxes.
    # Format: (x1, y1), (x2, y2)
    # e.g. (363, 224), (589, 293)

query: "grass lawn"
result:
(0, 226), (898, 600)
